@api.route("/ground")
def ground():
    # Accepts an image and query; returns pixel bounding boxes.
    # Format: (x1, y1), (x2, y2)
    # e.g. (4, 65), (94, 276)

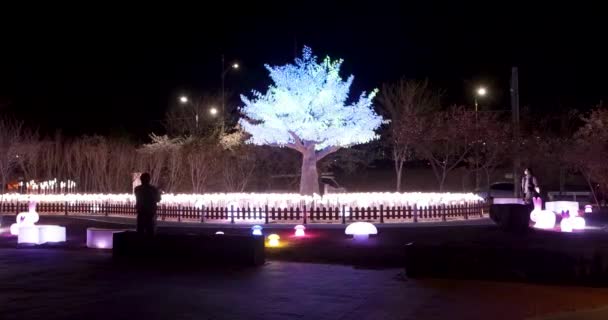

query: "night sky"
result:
(1, 3), (606, 139)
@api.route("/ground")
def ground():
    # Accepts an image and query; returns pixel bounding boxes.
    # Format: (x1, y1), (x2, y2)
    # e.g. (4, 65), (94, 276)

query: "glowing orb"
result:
(86, 228), (124, 249)
(530, 197), (556, 229)
(572, 216), (586, 230)
(560, 213), (585, 232)
(267, 234), (280, 247)
(345, 222), (377, 240)
(215, 231), (224, 235)
(251, 225), (263, 236)
(294, 225), (305, 237)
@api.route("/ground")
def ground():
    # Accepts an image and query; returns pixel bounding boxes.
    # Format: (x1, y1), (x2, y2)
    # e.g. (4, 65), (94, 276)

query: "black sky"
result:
(1, 3), (606, 139)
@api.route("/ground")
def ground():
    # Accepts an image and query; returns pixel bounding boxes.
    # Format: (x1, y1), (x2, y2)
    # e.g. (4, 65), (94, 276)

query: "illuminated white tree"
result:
(239, 47), (384, 195)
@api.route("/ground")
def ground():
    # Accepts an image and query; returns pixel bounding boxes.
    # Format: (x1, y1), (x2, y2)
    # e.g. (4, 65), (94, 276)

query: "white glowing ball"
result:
(561, 216), (585, 232)
(267, 234), (280, 247)
(585, 205), (593, 213)
(561, 218), (573, 232)
(345, 222), (377, 240)
(86, 228), (124, 249)
(294, 225), (305, 237)
(252, 225), (263, 236)
(572, 216), (586, 230)
(215, 231), (224, 235)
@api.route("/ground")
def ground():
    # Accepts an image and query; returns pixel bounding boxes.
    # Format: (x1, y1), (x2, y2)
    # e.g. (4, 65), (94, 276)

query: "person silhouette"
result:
(134, 173), (161, 236)
(521, 168), (540, 204)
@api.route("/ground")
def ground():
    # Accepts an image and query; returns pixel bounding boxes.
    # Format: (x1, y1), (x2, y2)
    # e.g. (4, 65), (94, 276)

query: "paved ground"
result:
(2, 248), (608, 320)
(3, 216), (608, 319)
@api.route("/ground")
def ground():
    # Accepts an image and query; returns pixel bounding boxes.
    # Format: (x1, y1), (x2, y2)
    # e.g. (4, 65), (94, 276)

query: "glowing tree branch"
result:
(239, 47), (384, 195)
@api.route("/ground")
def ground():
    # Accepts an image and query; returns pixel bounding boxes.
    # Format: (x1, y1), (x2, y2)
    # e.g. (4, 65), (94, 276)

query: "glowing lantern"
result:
(10, 202), (40, 236)
(560, 210), (586, 232)
(86, 228), (124, 249)
(251, 225), (263, 236)
(294, 225), (305, 237)
(572, 216), (586, 230)
(267, 234), (280, 247)
(345, 222), (377, 240)
(215, 231), (224, 235)
(530, 197), (556, 229)
(585, 205), (592, 213)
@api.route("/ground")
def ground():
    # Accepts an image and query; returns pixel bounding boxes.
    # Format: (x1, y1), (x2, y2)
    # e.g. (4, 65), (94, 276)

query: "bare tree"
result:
(220, 146), (257, 192)
(566, 105), (608, 206)
(182, 138), (219, 193)
(416, 106), (476, 191)
(464, 111), (511, 192)
(377, 79), (440, 191)
(15, 129), (41, 182)
(0, 118), (25, 192)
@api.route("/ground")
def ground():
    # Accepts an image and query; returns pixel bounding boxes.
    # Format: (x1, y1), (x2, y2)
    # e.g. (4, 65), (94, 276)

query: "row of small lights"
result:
(0, 192), (483, 208)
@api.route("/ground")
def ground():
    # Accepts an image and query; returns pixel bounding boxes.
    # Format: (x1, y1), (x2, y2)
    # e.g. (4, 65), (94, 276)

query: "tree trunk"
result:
(299, 144), (319, 195)
(395, 159), (404, 192)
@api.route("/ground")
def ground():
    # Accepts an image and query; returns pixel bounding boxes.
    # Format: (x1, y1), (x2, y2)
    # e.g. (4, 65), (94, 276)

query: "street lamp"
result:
(177, 95), (199, 131)
(472, 86), (487, 192)
(474, 86), (487, 111)
(209, 107), (218, 116)
(221, 54), (240, 132)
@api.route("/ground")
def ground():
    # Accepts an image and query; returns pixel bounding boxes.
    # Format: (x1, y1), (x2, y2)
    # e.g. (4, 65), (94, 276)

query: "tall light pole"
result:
(474, 86), (487, 112)
(473, 86), (487, 192)
(221, 54), (239, 132)
(179, 95), (199, 131)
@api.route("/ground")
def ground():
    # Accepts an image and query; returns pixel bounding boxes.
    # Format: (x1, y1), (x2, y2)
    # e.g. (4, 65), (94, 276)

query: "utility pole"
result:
(221, 54), (226, 133)
(511, 67), (521, 198)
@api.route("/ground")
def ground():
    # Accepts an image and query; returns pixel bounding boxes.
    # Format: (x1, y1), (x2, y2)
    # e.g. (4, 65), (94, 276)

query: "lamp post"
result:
(474, 86), (486, 112)
(221, 54), (239, 132)
(473, 86), (487, 192)
(179, 95), (199, 131)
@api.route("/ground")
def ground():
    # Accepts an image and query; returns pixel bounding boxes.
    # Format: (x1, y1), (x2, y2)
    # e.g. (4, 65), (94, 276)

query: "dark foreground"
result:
(2, 216), (608, 319)
(1, 248), (608, 320)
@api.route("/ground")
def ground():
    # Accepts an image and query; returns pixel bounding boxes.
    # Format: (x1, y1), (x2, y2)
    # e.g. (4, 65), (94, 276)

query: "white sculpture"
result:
(530, 197), (556, 230)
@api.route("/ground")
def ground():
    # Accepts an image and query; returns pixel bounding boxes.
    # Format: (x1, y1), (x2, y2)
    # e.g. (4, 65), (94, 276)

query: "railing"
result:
(0, 200), (488, 224)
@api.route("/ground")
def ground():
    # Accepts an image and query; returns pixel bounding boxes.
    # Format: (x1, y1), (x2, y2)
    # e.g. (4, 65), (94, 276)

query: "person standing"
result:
(521, 168), (540, 204)
(134, 172), (161, 236)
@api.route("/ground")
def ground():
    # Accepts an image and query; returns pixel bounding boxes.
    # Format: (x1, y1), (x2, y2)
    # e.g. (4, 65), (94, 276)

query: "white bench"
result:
(18, 225), (66, 245)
